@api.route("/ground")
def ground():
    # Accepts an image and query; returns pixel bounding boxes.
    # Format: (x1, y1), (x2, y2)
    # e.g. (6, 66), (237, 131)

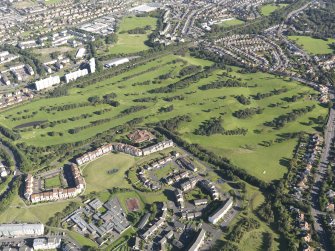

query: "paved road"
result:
(310, 91), (335, 251)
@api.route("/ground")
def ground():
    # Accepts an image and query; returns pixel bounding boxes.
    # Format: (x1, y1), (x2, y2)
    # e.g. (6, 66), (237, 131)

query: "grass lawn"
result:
(0, 196), (76, 224)
(67, 230), (98, 248)
(1, 54), (326, 182)
(33, 46), (75, 62)
(153, 164), (175, 180)
(104, 16), (157, 55)
(218, 18), (244, 28)
(288, 36), (335, 55)
(261, 4), (288, 16)
(45, 0), (63, 5)
(44, 175), (61, 189)
(82, 153), (135, 194)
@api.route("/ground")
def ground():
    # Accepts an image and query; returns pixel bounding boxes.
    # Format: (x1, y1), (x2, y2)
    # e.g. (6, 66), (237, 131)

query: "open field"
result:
(0, 195), (77, 224)
(33, 46), (75, 62)
(218, 18), (244, 28)
(0, 53), (326, 182)
(67, 230), (98, 248)
(288, 36), (335, 55)
(82, 153), (135, 193)
(260, 4), (288, 16)
(103, 16), (157, 55)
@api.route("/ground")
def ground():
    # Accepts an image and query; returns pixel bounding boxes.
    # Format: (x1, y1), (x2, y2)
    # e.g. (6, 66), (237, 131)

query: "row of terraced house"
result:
(75, 140), (174, 166)
(24, 164), (85, 203)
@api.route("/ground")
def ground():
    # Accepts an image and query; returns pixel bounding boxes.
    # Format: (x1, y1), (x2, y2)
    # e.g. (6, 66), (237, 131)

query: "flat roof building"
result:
(188, 229), (206, 251)
(34, 76), (60, 91)
(208, 197), (233, 224)
(0, 224), (44, 237)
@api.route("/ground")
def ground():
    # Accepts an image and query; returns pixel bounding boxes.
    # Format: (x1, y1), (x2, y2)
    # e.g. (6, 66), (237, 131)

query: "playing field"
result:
(260, 4), (288, 16)
(0, 53), (326, 182)
(82, 153), (135, 193)
(0, 195), (76, 224)
(288, 36), (335, 55)
(104, 16), (157, 55)
(218, 18), (244, 28)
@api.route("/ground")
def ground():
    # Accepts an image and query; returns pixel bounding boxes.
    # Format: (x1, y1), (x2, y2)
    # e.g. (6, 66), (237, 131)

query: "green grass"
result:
(0, 54), (326, 182)
(82, 153), (135, 194)
(153, 164), (175, 180)
(44, 175), (61, 189)
(68, 230), (98, 248)
(261, 4), (288, 16)
(218, 19), (244, 28)
(288, 36), (335, 55)
(0, 196), (76, 224)
(44, 0), (63, 5)
(103, 16), (157, 55)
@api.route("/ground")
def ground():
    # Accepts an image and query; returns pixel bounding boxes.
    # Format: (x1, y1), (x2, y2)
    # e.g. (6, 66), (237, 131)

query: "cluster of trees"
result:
(288, 0), (335, 39)
(158, 72), (172, 80)
(133, 97), (157, 103)
(41, 102), (91, 113)
(199, 79), (248, 90)
(235, 95), (251, 105)
(265, 105), (315, 129)
(146, 10), (165, 47)
(282, 93), (307, 103)
(233, 107), (264, 119)
(252, 87), (288, 100)
(0, 137), (29, 171)
(159, 105), (174, 113)
(149, 64), (219, 93)
(10, 112), (37, 122)
(227, 217), (260, 242)
(195, 117), (224, 136)
(94, 108), (112, 115)
(179, 65), (202, 77)
(223, 128), (248, 136)
(87, 93), (119, 107)
(119, 106), (147, 117)
(105, 33), (118, 44)
(263, 232), (274, 251)
(39, 112), (104, 130)
(321, 215), (335, 250)
(132, 80), (151, 86)
(163, 95), (184, 102)
(125, 25), (151, 34)
(155, 115), (192, 131)
(0, 178), (19, 212)
(3, 44), (46, 76)
(48, 85), (68, 98)
(68, 118), (112, 134)
(0, 148), (14, 168)
(47, 202), (80, 227)
(0, 125), (20, 140)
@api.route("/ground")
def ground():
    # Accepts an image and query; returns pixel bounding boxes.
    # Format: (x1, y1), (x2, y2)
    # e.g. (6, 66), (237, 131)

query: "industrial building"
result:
(104, 58), (129, 68)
